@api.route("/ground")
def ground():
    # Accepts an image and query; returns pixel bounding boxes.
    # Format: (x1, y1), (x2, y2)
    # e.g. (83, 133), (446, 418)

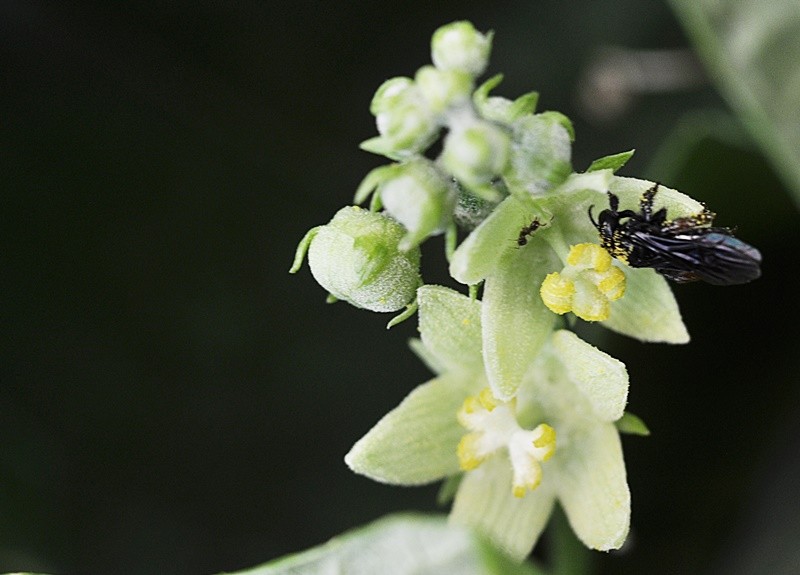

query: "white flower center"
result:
(457, 388), (556, 497)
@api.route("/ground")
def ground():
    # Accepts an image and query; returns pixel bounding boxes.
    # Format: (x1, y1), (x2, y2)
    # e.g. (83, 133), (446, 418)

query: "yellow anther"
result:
(456, 389), (555, 496)
(567, 242), (611, 272)
(572, 284), (610, 322)
(540, 243), (626, 321)
(597, 266), (626, 300)
(457, 433), (484, 470)
(540, 272), (575, 315)
(533, 423), (556, 461)
(478, 387), (498, 411)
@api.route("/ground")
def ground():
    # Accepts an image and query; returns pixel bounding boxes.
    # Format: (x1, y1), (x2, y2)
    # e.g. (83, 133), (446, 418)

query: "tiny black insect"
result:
(588, 184), (761, 285)
(517, 217), (551, 247)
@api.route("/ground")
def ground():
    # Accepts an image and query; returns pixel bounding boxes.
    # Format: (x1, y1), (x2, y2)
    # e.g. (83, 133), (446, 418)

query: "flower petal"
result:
(345, 373), (476, 485)
(450, 456), (556, 561)
(417, 285), (483, 374)
(449, 195), (529, 285)
(555, 422), (630, 551)
(604, 267), (690, 343)
(551, 330), (628, 422)
(482, 241), (558, 400)
(609, 176), (704, 218)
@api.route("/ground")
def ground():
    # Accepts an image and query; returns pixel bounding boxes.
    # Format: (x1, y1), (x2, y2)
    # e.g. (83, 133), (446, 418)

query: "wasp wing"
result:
(627, 231), (761, 285)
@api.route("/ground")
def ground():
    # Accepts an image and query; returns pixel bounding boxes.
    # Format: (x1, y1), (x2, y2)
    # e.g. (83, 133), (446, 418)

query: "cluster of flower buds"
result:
(292, 21), (708, 560)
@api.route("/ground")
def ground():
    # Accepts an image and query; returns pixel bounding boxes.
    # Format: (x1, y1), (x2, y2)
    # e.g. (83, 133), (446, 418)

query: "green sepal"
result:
(354, 164), (398, 205)
(408, 337), (446, 375)
(289, 226), (321, 273)
(508, 91), (540, 120)
(436, 473), (463, 506)
(615, 411), (651, 436)
(473, 74), (504, 105)
(537, 110), (574, 141)
(586, 149), (635, 173)
(386, 298), (419, 329)
(359, 136), (405, 160)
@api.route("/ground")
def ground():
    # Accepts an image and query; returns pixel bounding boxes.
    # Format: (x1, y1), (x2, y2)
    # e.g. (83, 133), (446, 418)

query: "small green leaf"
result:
(586, 149), (635, 173)
(234, 513), (540, 575)
(615, 412), (651, 436)
(345, 373), (475, 485)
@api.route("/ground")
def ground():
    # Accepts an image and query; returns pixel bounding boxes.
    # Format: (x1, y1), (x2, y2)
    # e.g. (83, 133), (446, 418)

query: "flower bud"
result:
(431, 21), (492, 77)
(368, 77), (439, 157)
(414, 65), (473, 115)
(379, 160), (456, 250)
(307, 207), (421, 312)
(441, 121), (510, 199)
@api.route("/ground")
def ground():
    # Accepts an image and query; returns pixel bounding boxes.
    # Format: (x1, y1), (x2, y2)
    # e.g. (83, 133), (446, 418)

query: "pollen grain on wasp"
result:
(588, 184), (761, 286)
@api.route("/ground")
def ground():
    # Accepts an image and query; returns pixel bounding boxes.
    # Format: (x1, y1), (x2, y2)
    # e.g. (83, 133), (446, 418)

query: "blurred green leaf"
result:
(231, 513), (546, 575)
(670, 0), (800, 206)
(615, 412), (651, 436)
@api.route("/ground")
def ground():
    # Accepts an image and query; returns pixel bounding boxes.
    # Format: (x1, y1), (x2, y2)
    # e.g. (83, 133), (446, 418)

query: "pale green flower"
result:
(346, 285), (631, 560)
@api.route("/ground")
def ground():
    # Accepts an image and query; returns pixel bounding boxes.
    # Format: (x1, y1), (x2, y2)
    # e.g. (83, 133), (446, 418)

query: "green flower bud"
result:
(303, 207), (421, 312)
(503, 112), (573, 197)
(368, 77), (439, 157)
(431, 21), (493, 77)
(378, 160), (456, 250)
(441, 121), (510, 200)
(415, 66), (473, 115)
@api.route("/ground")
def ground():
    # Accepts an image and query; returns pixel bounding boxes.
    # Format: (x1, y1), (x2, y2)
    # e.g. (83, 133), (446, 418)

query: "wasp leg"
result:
(640, 183), (660, 220)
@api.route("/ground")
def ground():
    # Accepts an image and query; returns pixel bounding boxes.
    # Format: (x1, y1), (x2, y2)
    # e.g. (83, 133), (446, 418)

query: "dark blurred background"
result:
(3, 2), (798, 574)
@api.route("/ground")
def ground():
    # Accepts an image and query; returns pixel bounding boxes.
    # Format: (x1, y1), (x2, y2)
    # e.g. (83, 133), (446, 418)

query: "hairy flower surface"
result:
(346, 286), (631, 559)
(290, 21), (738, 567)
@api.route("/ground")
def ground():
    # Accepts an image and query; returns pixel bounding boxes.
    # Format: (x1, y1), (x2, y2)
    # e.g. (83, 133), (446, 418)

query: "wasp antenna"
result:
(588, 204), (598, 227)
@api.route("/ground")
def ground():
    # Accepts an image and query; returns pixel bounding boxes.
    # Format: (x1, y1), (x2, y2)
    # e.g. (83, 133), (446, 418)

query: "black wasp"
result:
(589, 184), (761, 285)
